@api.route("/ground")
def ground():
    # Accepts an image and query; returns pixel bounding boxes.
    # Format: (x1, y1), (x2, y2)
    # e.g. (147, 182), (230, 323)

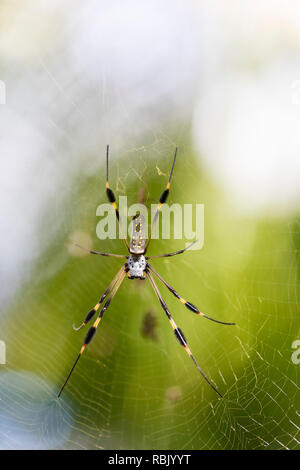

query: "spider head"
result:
(127, 254), (146, 279)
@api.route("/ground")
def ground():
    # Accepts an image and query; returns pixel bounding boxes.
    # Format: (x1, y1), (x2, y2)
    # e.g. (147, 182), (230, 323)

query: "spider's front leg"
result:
(146, 269), (223, 398)
(58, 268), (127, 397)
(73, 264), (127, 331)
(147, 264), (235, 326)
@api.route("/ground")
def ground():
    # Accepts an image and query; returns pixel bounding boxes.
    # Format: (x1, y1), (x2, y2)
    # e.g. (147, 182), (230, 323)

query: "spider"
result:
(58, 146), (235, 398)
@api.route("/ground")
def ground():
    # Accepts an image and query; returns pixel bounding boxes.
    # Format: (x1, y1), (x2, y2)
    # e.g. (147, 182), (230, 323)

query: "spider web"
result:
(0, 143), (299, 450)
(0, 0), (299, 450)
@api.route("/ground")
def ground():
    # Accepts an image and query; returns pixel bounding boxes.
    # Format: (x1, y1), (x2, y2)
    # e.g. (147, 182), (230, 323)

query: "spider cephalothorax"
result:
(58, 146), (235, 398)
(127, 254), (146, 279)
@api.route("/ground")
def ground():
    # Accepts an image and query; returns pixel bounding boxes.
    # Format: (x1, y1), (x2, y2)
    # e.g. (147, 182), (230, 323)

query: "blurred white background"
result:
(1, 0), (300, 305)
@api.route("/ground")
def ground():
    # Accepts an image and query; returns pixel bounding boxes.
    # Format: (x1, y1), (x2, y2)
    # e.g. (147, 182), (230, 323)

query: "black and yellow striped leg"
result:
(146, 269), (223, 398)
(58, 269), (127, 398)
(146, 240), (198, 260)
(73, 264), (127, 331)
(147, 263), (235, 326)
(145, 147), (177, 253)
(106, 145), (130, 251)
(71, 242), (128, 259)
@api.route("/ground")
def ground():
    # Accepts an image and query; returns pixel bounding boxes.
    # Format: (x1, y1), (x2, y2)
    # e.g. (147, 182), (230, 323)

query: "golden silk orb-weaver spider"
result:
(58, 146), (235, 398)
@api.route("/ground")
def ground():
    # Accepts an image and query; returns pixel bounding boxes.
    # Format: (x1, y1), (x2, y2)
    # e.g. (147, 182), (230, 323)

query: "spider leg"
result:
(146, 240), (198, 259)
(146, 269), (223, 398)
(144, 147), (177, 253)
(71, 242), (128, 258)
(58, 268), (127, 397)
(147, 263), (235, 326)
(73, 264), (127, 331)
(106, 145), (130, 251)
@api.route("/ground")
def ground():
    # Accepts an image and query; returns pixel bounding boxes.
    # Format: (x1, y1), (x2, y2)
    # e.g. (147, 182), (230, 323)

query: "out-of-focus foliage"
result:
(0, 149), (299, 449)
(0, 0), (300, 450)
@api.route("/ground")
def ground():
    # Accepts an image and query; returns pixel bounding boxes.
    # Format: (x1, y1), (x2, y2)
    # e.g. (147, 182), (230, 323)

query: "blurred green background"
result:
(0, 0), (299, 450)
(1, 145), (299, 449)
